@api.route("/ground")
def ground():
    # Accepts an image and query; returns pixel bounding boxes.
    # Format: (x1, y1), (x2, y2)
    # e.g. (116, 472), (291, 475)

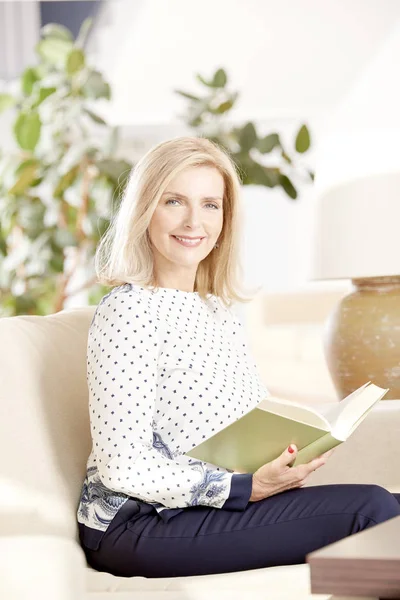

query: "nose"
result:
(183, 206), (202, 229)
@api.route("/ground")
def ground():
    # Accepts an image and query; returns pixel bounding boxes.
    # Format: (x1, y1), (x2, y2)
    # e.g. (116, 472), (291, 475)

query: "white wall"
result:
(93, 0), (400, 124)
(85, 0), (400, 294)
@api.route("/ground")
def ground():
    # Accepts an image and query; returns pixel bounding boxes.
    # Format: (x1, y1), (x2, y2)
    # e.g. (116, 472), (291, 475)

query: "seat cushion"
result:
(86, 563), (324, 599)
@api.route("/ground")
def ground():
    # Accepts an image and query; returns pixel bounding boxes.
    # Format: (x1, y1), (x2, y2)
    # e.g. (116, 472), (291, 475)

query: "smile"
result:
(171, 235), (205, 247)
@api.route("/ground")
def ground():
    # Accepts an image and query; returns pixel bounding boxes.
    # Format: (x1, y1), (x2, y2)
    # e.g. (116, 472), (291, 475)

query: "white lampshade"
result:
(311, 23), (400, 280)
(312, 171), (400, 280)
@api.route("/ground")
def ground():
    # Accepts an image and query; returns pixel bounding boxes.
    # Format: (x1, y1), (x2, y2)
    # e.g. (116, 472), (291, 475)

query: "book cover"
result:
(185, 382), (388, 472)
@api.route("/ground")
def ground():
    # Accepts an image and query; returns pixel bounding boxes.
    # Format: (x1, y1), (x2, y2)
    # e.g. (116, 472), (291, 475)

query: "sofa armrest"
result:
(0, 535), (86, 600)
(305, 400), (400, 493)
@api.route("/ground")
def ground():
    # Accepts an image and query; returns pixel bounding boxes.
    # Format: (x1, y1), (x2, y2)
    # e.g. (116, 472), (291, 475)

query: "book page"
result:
(317, 382), (371, 428)
(257, 396), (331, 430)
(330, 383), (389, 439)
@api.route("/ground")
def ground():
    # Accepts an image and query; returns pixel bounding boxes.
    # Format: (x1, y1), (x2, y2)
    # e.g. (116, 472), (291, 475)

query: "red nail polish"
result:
(288, 445), (294, 454)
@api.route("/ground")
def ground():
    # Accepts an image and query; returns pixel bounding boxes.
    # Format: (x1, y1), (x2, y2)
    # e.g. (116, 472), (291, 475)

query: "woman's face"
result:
(148, 166), (224, 281)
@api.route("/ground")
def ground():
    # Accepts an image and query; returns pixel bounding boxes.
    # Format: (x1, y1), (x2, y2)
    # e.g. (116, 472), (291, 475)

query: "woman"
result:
(77, 136), (400, 578)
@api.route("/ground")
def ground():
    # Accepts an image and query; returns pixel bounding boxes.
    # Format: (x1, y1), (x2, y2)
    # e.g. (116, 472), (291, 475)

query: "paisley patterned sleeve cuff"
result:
(223, 473), (253, 510)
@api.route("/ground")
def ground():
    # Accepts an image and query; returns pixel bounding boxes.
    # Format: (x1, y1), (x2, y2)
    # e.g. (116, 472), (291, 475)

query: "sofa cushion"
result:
(86, 563), (321, 599)
(0, 534), (324, 600)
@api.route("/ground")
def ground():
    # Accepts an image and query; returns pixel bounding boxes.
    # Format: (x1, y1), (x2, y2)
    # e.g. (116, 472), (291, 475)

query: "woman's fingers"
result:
(297, 455), (327, 480)
(321, 448), (336, 459)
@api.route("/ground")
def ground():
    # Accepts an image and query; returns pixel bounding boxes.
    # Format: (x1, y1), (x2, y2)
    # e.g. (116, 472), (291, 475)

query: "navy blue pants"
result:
(80, 484), (400, 578)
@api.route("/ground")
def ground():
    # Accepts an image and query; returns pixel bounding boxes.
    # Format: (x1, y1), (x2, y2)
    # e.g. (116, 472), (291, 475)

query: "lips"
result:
(172, 236), (205, 240)
(171, 235), (205, 247)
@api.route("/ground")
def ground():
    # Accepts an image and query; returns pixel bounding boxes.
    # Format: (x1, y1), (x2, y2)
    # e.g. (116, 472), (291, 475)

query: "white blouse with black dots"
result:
(77, 283), (270, 543)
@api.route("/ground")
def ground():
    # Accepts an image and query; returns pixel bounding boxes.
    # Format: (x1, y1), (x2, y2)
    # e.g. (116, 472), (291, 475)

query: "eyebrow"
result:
(163, 191), (223, 202)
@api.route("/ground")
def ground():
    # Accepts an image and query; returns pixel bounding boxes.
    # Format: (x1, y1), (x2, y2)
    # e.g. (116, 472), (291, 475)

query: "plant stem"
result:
(76, 156), (91, 241)
(54, 157), (93, 312)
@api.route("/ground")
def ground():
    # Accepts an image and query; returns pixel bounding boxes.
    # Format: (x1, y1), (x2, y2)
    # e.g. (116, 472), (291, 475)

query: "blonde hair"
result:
(95, 136), (260, 308)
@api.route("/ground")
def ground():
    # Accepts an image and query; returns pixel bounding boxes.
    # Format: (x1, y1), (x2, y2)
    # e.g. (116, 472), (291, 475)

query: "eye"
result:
(165, 199), (219, 209)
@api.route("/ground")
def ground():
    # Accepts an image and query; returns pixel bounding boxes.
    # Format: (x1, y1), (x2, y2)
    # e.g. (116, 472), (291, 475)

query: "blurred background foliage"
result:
(0, 25), (312, 316)
(175, 67), (313, 199)
(0, 19), (131, 316)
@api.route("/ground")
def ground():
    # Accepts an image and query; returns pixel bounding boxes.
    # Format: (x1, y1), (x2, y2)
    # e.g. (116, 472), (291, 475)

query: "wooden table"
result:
(307, 514), (400, 599)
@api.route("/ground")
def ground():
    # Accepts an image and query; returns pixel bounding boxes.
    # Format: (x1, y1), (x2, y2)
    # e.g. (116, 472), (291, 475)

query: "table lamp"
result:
(310, 24), (400, 400)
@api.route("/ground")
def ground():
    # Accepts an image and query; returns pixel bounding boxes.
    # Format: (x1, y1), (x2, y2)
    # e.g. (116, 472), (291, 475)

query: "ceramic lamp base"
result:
(324, 276), (400, 400)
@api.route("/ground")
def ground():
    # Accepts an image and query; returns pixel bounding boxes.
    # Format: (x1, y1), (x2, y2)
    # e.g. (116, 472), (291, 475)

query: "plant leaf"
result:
(196, 69), (228, 89)
(13, 111), (41, 152)
(212, 68), (227, 88)
(212, 91), (238, 114)
(210, 99), (235, 114)
(22, 67), (40, 96)
(17, 198), (46, 238)
(174, 89), (201, 101)
(15, 294), (38, 316)
(279, 174), (297, 199)
(49, 251), (65, 273)
(0, 229), (7, 255)
(295, 124), (311, 153)
(9, 161), (39, 195)
(96, 159), (132, 188)
(0, 93), (15, 113)
(238, 122), (257, 153)
(83, 108), (106, 125)
(256, 133), (280, 153)
(41, 23), (73, 41)
(36, 38), (73, 66)
(82, 70), (111, 100)
(242, 161), (277, 187)
(33, 86), (57, 108)
(66, 48), (85, 75)
(53, 228), (78, 248)
(54, 165), (80, 197)
(76, 18), (93, 48)
(88, 214), (110, 239)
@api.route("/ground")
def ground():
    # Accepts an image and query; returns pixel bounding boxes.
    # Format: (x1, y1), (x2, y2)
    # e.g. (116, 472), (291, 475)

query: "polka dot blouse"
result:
(77, 283), (269, 546)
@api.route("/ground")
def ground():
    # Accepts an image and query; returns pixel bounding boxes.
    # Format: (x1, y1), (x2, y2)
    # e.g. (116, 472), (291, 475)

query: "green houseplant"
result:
(0, 29), (313, 317)
(0, 20), (132, 316)
(175, 68), (313, 199)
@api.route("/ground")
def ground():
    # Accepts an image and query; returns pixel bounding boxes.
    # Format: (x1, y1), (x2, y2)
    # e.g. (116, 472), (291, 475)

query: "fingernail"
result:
(288, 445), (295, 454)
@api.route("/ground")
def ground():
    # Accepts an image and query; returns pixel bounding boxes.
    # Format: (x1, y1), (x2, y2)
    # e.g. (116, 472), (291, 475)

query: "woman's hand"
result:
(234, 445), (335, 502)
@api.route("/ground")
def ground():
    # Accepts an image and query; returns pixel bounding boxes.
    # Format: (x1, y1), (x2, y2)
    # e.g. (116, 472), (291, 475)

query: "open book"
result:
(185, 382), (388, 472)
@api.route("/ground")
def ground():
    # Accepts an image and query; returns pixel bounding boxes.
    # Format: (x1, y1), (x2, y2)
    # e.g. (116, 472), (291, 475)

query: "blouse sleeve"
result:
(87, 288), (253, 511)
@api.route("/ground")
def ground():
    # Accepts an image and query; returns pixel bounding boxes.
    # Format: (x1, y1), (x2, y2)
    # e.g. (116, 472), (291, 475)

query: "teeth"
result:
(174, 236), (202, 244)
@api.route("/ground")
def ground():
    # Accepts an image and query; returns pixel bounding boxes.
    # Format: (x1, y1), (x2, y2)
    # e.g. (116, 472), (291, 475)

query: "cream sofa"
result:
(1, 289), (399, 600)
